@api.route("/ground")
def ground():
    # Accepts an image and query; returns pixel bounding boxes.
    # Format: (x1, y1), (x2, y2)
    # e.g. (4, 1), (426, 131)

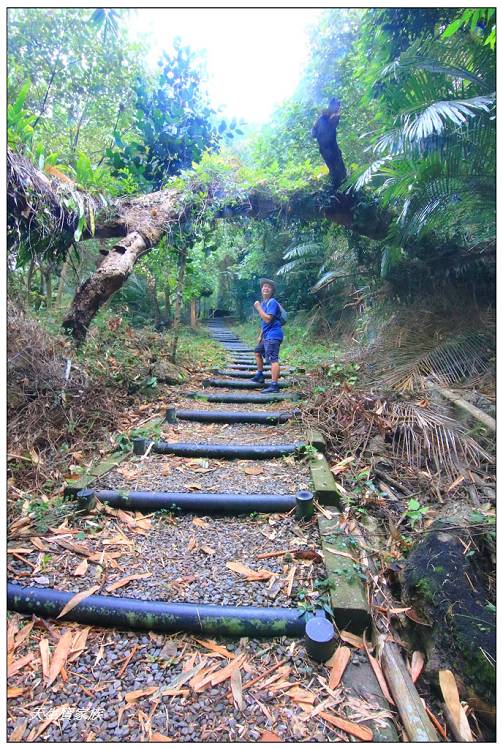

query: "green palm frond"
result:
(310, 271), (346, 293)
(354, 156), (393, 190)
(401, 95), (494, 142)
(282, 242), (323, 260)
(379, 37), (495, 92)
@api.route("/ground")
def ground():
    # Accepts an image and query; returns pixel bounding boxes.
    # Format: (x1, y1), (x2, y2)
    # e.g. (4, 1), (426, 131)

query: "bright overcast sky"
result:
(127, 8), (321, 125)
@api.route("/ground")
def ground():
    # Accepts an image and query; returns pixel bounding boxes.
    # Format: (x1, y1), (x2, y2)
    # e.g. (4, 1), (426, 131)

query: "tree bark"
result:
(164, 285), (172, 324)
(56, 256), (71, 307)
(170, 246), (188, 363)
(148, 276), (162, 326)
(190, 298), (198, 329)
(62, 231), (148, 342)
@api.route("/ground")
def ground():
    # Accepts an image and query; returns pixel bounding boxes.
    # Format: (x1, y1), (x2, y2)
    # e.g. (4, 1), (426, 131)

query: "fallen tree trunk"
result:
(8, 147), (391, 342)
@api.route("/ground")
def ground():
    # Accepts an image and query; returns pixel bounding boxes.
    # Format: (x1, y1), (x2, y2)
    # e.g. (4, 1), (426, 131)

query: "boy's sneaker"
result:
(261, 382), (280, 393)
(250, 372), (266, 383)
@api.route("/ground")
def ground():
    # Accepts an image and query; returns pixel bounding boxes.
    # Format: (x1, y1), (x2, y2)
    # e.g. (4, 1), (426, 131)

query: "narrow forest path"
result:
(8, 319), (398, 743)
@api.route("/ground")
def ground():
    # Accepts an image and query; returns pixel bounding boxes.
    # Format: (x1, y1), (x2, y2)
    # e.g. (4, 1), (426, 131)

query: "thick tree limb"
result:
(8, 147), (390, 341)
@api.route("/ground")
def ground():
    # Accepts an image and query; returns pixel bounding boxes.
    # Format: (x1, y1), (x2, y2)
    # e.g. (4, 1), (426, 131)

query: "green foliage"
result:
(8, 8), (145, 164)
(7, 80), (36, 148)
(107, 38), (221, 190)
(405, 498), (430, 528)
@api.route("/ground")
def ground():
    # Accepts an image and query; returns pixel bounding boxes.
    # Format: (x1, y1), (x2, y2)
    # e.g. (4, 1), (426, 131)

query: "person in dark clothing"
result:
(251, 278), (283, 393)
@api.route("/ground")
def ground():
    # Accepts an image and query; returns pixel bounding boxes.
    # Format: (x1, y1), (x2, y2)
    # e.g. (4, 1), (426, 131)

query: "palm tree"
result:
(352, 36), (495, 251)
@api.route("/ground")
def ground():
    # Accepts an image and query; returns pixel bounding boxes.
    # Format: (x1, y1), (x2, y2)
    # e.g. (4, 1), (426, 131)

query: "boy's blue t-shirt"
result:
(261, 298), (283, 341)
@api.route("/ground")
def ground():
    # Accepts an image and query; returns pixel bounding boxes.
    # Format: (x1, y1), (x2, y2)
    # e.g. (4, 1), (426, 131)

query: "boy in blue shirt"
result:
(251, 278), (283, 393)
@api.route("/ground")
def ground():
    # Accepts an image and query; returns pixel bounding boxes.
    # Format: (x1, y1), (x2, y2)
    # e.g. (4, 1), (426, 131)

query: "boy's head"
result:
(260, 278), (276, 299)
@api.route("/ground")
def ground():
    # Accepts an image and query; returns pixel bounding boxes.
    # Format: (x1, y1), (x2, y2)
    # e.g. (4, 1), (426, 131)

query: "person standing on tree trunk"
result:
(251, 278), (284, 393)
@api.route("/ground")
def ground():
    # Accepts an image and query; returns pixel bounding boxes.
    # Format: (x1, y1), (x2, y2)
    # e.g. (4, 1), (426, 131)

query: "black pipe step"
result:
(173, 408), (300, 424)
(151, 440), (303, 459)
(187, 392), (302, 404)
(215, 369), (294, 379)
(75, 488), (296, 513)
(202, 378), (295, 390)
(8, 583), (309, 637)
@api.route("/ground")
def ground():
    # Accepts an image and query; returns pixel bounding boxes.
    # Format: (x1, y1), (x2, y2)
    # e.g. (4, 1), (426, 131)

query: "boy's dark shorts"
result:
(255, 339), (281, 363)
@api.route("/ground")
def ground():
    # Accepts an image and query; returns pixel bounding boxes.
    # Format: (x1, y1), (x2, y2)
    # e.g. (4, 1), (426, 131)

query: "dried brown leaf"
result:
(56, 586), (99, 618)
(410, 651), (425, 683)
(9, 718), (28, 741)
(125, 686), (159, 703)
(47, 630), (74, 686)
(106, 573), (151, 592)
(439, 669), (473, 742)
(231, 668), (244, 711)
(328, 646), (351, 689)
(319, 711), (373, 741)
(74, 558), (88, 577)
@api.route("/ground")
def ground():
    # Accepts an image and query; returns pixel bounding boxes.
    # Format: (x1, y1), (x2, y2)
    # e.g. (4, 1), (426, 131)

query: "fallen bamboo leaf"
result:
(193, 638), (235, 659)
(256, 549), (288, 560)
(328, 646), (351, 689)
(40, 638), (50, 678)
(27, 704), (69, 742)
(244, 466), (264, 475)
(68, 627), (90, 662)
(149, 732), (172, 742)
(125, 686), (159, 703)
(56, 586), (99, 618)
(8, 652), (36, 677)
(286, 686), (316, 704)
(363, 637), (395, 706)
(7, 686), (26, 698)
(340, 630), (365, 649)
(200, 545), (215, 555)
(117, 644), (139, 678)
(226, 561), (273, 581)
(74, 559), (88, 577)
(439, 669), (473, 742)
(7, 616), (20, 652)
(260, 730), (283, 741)
(422, 700), (448, 739)
(231, 667), (244, 711)
(13, 621), (33, 651)
(285, 564), (297, 597)
(106, 573), (151, 592)
(192, 517), (209, 528)
(47, 630), (74, 686)
(325, 546), (359, 562)
(319, 711), (373, 741)
(9, 719), (28, 741)
(210, 655), (246, 687)
(410, 651), (425, 683)
(187, 537), (198, 552)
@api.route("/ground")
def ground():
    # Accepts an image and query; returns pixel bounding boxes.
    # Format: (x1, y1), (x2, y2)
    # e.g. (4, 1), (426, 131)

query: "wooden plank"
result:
(318, 517), (370, 633)
(309, 453), (340, 506)
(306, 429), (326, 453)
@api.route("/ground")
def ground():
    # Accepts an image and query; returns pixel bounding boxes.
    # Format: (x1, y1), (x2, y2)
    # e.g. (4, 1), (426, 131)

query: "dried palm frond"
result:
(376, 331), (494, 392)
(385, 400), (492, 478)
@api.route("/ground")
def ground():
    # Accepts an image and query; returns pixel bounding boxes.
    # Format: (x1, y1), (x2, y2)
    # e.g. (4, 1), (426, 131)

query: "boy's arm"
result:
(253, 301), (273, 323)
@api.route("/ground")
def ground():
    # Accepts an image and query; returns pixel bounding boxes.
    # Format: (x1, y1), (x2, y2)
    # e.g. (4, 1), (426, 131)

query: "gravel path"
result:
(99, 453), (312, 495)
(7, 325), (360, 743)
(7, 619), (371, 742)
